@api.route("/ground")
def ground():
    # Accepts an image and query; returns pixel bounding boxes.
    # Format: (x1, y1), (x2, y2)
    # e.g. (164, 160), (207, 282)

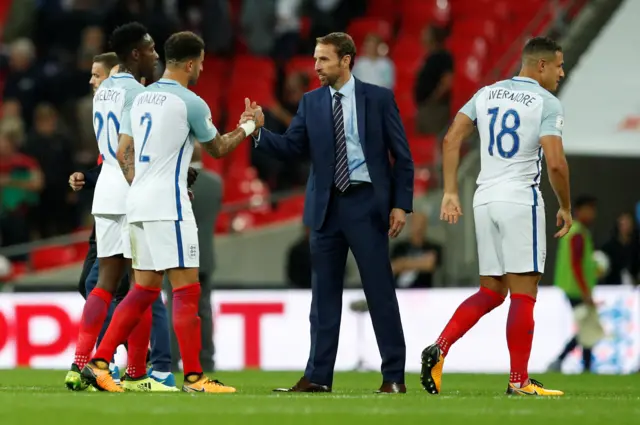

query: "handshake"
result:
(237, 98), (265, 138)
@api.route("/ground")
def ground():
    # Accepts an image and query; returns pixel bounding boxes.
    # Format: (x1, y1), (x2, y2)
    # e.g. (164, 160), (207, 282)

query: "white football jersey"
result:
(92, 73), (145, 215)
(122, 78), (218, 223)
(460, 77), (564, 208)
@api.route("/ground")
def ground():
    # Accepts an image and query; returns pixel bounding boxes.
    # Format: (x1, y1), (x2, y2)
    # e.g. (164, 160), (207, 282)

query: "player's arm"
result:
(116, 87), (141, 184)
(539, 98), (571, 211)
(442, 113), (476, 195)
(189, 97), (250, 159)
(116, 133), (135, 184)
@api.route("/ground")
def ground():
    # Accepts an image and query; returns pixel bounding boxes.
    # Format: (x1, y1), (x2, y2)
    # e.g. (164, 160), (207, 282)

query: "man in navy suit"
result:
(242, 32), (414, 393)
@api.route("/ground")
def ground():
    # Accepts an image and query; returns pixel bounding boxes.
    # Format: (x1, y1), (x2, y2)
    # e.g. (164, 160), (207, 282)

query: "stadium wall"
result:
(0, 286), (638, 374)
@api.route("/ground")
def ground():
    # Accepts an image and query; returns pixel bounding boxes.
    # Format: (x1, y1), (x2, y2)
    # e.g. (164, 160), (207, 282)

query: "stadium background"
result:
(0, 0), (638, 376)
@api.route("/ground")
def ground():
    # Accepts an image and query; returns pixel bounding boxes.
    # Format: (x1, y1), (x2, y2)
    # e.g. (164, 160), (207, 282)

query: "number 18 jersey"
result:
(460, 76), (564, 208)
(121, 78), (218, 223)
(92, 73), (145, 215)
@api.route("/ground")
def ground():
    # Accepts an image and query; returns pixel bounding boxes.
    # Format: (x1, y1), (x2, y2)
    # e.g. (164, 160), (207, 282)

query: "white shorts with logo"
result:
(94, 214), (131, 259)
(129, 220), (199, 271)
(474, 202), (546, 276)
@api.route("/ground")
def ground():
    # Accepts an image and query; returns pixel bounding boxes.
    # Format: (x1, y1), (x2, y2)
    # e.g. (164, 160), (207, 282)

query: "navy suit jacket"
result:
(256, 79), (414, 231)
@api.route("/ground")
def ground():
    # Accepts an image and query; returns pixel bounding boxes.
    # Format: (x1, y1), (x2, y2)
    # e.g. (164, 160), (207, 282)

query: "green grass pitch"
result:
(0, 370), (639, 424)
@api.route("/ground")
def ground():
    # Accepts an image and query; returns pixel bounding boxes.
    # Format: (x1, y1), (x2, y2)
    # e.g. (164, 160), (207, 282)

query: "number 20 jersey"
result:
(460, 76), (564, 208)
(92, 74), (145, 215)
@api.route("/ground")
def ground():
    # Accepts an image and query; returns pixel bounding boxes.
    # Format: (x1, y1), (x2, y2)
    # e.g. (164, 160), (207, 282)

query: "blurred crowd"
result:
(0, 0), (457, 252)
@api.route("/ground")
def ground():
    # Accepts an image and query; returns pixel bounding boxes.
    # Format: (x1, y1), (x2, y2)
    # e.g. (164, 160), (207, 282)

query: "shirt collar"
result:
(511, 76), (540, 86)
(329, 74), (355, 98)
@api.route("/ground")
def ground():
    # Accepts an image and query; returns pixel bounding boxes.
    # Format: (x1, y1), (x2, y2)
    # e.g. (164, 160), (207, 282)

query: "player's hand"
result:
(240, 98), (264, 136)
(389, 208), (406, 238)
(187, 167), (199, 188)
(188, 188), (195, 201)
(583, 294), (595, 308)
(555, 208), (572, 238)
(69, 172), (85, 191)
(440, 192), (462, 224)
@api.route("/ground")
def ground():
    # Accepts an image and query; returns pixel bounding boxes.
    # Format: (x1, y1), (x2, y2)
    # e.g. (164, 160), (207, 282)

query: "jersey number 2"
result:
(487, 107), (520, 158)
(139, 112), (152, 163)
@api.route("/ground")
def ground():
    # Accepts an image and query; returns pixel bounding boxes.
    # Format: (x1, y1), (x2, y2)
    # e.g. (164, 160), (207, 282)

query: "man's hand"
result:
(239, 98), (264, 137)
(440, 192), (462, 224)
(389, 208), (406, 238)
(555, 207), (572, 238)
(187, 167), (199, 188)
(69, 172), (85, 191)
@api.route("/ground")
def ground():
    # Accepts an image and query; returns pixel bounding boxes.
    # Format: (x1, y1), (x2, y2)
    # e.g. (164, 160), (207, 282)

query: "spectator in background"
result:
(600, 212), (639, 286)
(352, 33), (395, 89)
(200, 0), (233, 56)
(23, 103), (75, 238)
(252, 71), (311, 191)
(415, 25), (453, 136)
(274, 0), (303, 63)
(286, 225), (312, 288)
(0, 121), (43, 260)
(241, 0), (277, 56)
(390, 212), (442, 288)
(3, 38), (42, 128)
(549, 195), (599, 373)
(1, 99), (23, 121)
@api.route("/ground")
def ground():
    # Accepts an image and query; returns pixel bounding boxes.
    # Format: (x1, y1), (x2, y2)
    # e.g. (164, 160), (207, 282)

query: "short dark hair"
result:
(110, 22), (149, 63)
(574, 195), (597, 209)
(522, 36), (562, 61)
(316, 32), (357, 70)
(93, 52), (119, 71)
(165, 31), (205, 63)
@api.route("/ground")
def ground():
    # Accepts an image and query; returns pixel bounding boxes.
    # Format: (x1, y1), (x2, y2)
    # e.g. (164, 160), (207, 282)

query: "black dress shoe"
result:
(273, 376), (331, 392)
(376, 382), (407, 394)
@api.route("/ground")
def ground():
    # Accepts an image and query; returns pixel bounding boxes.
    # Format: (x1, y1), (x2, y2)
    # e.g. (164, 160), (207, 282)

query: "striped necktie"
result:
(333, 92), (350, 192)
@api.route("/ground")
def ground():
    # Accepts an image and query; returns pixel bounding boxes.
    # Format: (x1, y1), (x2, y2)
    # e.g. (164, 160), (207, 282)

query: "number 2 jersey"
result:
(459, 76), (564, 208)
(121, 78), (218, 223)
(92, 73), (145, 215)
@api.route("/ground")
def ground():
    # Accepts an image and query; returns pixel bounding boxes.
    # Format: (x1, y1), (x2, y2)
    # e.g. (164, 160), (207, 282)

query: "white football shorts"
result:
(474, 202), (546, 276)
(94, 214), (131, 259)
(129, 220), (199, 271)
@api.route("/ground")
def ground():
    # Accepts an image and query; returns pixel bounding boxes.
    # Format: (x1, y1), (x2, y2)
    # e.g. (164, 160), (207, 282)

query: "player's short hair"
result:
(522, 36), (562, 61)
(110, 22), (149, 63)
(164, 32), (205, 64)
(574, 195), (597, 209)
(93, 52), (119, 71)
(316, 32), (357, 70)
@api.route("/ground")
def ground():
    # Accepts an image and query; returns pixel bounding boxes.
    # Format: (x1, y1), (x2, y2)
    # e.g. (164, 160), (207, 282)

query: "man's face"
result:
(138, 34), (159, 83)
(314, 43), (349, 87)
(540, 51), (565, 92)
(89, 62), (109, 94)
(187, 50), (205, 86)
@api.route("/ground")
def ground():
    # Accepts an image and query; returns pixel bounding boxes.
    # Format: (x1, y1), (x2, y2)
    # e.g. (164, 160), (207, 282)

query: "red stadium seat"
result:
(347, 17), (393, 48)
(366, 0), (398, 24)
(408, 135), (438, 165)
(231, 55), (276, 82)
(31, 246), (77, 271)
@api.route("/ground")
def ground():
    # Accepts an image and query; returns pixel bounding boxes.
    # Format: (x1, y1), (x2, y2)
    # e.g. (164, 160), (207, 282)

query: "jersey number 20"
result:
(139, 112), (152, 163)
(487, 107), (520, 158)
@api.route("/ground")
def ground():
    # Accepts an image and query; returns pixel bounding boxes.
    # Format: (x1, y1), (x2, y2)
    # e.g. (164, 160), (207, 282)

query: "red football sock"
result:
(172, 283), (203, 377)
(507, 293), (536, 385)
(436, 286), (505, 357)
(74, 287), (112, 368)
(126, 306), (152, 379)
(93, 284), (160, 364)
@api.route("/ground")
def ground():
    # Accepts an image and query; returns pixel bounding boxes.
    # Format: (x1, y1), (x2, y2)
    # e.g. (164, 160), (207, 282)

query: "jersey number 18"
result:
(487, 107), (521, 159)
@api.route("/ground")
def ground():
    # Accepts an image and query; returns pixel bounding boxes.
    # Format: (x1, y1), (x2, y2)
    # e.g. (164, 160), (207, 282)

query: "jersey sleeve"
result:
(120, 86), (144, 137)
(186, 96), (218, 143)
(458, 88), (484, 123)
(540, 96), (564, 137)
